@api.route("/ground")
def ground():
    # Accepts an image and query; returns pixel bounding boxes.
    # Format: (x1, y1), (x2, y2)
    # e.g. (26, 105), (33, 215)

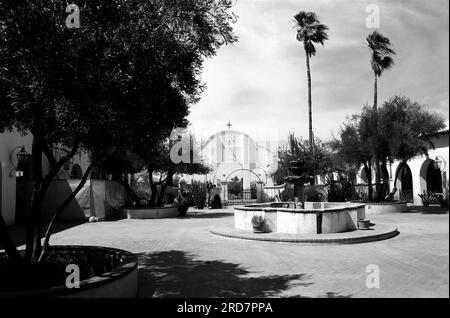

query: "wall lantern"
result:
(9, 145), (31, 178)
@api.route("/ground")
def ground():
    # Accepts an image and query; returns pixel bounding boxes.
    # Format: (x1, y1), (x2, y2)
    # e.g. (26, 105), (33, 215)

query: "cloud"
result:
(188, 0), (449, 142)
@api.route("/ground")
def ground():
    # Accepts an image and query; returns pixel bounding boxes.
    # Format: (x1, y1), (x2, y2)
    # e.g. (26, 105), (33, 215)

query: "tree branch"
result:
(38, 160), (98, 264)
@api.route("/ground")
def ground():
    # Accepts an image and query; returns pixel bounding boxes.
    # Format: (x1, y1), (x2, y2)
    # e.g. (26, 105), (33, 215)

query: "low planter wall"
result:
(121, 206), (179, 219)
(351, 201), (408, 215)
(235, 202), (366, 235)
(0, 246), (138, 298)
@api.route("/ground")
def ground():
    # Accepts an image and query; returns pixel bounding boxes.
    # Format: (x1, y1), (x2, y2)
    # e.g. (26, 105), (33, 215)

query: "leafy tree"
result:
(274, 133), (334, 186)
(294, 11), (329, 151)
(378, 96), (446, 198)
(96, 150), (146, 206)
(366, 30), (396, 200)
(130, 134), (211, 206)
(0, 0), (236, 272)
(331, 113), (374, 199)
(228, 176), (243, 197)
(333, 96), (446, 201)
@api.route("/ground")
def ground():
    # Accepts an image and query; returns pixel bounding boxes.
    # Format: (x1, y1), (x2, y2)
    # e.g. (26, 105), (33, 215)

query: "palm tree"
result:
(366, 30), (395, 200)
(366, 30), (395, 110)
(294, 11), (329, 152)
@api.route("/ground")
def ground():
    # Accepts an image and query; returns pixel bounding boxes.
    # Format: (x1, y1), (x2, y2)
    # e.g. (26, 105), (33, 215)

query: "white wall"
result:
(389, 132), (449, 205)
(0, 130), (33, 225)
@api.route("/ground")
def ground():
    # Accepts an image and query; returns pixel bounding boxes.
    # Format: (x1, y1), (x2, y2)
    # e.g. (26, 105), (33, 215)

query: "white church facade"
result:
(183, 128), (279, 189)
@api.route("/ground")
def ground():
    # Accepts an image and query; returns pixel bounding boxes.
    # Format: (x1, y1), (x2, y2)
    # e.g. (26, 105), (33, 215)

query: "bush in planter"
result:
(251, 215), (268, 233)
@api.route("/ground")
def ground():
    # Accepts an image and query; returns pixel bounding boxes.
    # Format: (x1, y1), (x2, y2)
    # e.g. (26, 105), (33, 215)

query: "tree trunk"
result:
(25, 136), (44, 263)
(38, 162), (97, 264)
(157, 170), (174, 205)
(306, 52), (313, 153)
(25, 137), (80, 264)
(148, 168), (157, 206)
(381, 157), (390, 199)
(366, 162), (373, 201)
(373, 73), (382, 201)
(373, 73), (378, 110)
(115, 174), (141, 207)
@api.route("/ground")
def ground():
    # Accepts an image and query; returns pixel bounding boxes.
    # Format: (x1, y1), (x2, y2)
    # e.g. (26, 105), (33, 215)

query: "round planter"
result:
(252, 226), (265, 233)
(0, 245), (138, 298)
(121, 206), (180, 219)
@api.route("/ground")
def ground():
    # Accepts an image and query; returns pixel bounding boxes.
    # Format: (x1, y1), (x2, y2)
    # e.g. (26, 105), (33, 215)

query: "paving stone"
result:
(2, 207), (448, 298)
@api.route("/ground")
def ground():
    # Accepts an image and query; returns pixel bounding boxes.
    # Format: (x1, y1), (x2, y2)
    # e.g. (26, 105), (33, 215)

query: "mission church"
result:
(180, 122), (279, 189)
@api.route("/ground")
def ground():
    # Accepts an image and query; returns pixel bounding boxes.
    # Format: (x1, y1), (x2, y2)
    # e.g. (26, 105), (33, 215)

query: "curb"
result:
(209, 225), (399, 244)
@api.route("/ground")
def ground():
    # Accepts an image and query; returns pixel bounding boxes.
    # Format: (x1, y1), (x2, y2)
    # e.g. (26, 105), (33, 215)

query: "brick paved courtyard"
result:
(7, 206), (450, 298)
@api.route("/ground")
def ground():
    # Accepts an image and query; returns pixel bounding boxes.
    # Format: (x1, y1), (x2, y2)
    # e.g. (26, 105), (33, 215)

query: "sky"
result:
(187, 0), (449, 146)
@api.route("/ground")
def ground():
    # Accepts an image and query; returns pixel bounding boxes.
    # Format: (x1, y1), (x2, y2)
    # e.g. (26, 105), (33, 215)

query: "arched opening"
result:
(396, 163), (413, 202)
(70, 164), (83, 179)
(360, 166), (370, 184)
(420, 159), (443, 194)
(427, 162), (443, 192)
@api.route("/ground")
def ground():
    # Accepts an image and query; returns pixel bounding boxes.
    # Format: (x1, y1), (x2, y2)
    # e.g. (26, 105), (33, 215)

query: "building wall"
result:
(198, 130), (277, 188)
(1, 130), (93, 226)
(0, 130), (33, 225)
(389, 132), (449, 205)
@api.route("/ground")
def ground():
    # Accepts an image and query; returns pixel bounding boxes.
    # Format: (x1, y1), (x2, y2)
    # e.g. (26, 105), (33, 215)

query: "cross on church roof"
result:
(227, 121), (232, 130)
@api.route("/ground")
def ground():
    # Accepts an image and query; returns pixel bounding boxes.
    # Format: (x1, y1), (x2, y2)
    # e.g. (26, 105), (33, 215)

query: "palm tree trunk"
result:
(373, 73), (381, 200)
(306, 52), (313, 152)
(373, 73), (378, 110)
(366, 162), (373, 201)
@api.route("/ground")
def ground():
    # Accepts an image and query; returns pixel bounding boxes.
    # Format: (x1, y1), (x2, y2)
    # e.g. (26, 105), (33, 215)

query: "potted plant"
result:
(251, 215), (268, 233)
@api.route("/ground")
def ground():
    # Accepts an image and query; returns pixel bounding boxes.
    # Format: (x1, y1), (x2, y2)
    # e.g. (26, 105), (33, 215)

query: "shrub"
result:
(191, 181), (207, 209)
(304, 186), (325, 202)
(280, 188), (295, 202)
(251, 215), (266, 228)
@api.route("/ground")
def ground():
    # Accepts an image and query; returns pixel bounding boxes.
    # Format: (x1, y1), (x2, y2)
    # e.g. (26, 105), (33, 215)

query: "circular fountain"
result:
(210, 160), (399, 243)
(234, 201), (366, 235)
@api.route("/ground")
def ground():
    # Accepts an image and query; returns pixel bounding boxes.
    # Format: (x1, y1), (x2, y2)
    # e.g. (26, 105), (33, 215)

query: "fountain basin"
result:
(234, 202), (366, 235)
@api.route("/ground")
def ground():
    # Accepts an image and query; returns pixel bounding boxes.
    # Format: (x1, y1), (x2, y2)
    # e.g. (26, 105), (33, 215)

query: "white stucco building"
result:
(389, 129), (449, 206)
(181, 129), (279, 189)
(351, 128), (449, 206)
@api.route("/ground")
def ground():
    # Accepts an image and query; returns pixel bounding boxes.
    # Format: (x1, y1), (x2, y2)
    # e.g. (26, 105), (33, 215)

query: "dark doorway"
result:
(427, 161), (443, 192)
(70, 164), (83, 179)
(398, 163), (413, 203)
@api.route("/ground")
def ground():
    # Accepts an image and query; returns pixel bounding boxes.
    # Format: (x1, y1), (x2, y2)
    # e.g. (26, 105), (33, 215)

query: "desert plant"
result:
(251, 215), (267, 231)
(192, 181), (207, 209)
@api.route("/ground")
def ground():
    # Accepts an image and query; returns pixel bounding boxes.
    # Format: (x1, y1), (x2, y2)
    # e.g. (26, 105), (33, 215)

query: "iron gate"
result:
(227, 188), (257, 205)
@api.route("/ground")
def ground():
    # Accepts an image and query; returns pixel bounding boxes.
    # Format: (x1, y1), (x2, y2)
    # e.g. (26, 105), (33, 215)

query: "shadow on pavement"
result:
(181, 212), (233, 219)
(138, 250), (317, 298)
(0, 221), (84, 250)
